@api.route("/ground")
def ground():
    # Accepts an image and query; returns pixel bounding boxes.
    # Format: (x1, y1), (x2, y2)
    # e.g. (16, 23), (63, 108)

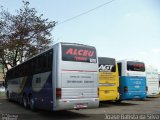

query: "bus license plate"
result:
(75, 103), (87, 108)
(134, 96), (140, 98)
(104, 90), (109, 93)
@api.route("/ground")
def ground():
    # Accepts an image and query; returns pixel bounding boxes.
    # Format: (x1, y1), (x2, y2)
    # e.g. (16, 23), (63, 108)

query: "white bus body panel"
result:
(118, 60), (146, 77)
(146, 66), (159, 97)
(53, 43), (99, 110)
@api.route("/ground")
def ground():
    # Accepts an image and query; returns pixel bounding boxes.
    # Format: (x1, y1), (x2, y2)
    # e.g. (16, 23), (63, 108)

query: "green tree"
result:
(0, 1), (56, 72)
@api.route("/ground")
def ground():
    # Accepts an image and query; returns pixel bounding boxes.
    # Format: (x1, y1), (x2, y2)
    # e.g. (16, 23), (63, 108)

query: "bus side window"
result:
(25, 62), (29, 75)
(35, 56), (41, 74)
(43, 52), (48, 72)
(39, 55), (43, 73)
(118, 63), (122, 76)
(32, 58), (36, 74)
(10, 69), (13, 79)
(15, 66), (19, 78)
(9, 69), (13, 79)
(36, 77), (41, 84)
(27, 61), (32, 75)
(47, 50), (53, 71)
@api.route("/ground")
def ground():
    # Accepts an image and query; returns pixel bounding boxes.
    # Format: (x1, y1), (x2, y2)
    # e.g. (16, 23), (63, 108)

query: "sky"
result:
(1, 0), (160, 72)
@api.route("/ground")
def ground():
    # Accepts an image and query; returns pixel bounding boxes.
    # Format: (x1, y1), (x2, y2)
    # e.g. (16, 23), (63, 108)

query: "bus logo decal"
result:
(99, 65), (113, 72)
(65, 48), (94, 57)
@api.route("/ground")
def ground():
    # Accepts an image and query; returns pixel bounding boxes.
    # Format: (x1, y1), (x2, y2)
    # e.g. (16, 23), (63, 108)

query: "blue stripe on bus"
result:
(10, 72), (53, 110)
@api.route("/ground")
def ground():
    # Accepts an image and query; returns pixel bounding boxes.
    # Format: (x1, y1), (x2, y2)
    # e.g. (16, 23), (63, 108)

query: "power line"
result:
(57, 0), (116, 25)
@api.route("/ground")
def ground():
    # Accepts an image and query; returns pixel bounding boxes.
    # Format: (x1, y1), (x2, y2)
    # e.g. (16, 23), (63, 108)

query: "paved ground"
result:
(0, 96), (160, 120)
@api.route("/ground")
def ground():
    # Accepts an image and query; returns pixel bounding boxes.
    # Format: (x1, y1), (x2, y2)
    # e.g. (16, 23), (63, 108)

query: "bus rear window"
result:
(127, 61), (145, 72)
(62, 44), (97, 63)
(98, 57), (116, 72)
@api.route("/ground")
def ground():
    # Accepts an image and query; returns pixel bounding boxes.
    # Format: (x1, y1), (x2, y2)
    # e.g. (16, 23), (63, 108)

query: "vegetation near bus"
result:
(1, 0), (160, 115)
(0, 84), (5, 99)
(0, 1), (56, 75)
(0, 87), (5, 99)
(0, 92), (5, 97)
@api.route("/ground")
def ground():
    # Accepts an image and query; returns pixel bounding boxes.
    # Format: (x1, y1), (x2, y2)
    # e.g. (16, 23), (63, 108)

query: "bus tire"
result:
(6, 91), (11, 101)
(23, 95), (28, 109)
(29, 95), (36, 111)
(141, 98), (146, 101)
(115, 100), (122, 103)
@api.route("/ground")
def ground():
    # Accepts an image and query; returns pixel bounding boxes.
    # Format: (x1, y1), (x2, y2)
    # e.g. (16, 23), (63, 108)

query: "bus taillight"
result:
(117, 87), (119, 92)
(146, 86), (148, 91)
(98, 87), (99, 97)
(124, 86), (128, 93)
(56, 88), (61, 99)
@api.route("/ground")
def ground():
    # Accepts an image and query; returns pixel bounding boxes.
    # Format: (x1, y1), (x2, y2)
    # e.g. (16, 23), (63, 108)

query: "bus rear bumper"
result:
(147, 92), (159, 97)
(54, 98), (99, 111)
(120, 92), (146, 100)
(100, 94), (119, 101)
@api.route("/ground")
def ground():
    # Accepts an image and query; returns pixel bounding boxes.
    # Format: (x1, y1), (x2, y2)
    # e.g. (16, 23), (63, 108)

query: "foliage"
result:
(0, 1), (56, 72)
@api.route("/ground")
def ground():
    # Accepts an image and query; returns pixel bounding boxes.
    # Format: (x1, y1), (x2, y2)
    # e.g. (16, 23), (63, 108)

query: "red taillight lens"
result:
(117, 87), (119, 92)
(146, 86), (148, 91)
(98, 87), (99, 97)
(56, 88), (61, 99)
(124, 86), (128, 93)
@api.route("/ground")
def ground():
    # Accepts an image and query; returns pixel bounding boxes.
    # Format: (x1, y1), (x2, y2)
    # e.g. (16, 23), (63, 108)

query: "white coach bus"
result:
(6, 42), (99, 111)
(146, 65), (159, 97)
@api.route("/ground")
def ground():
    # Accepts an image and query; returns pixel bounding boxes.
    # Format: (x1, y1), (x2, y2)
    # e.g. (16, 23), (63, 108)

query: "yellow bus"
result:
(98, 57), (119, 101)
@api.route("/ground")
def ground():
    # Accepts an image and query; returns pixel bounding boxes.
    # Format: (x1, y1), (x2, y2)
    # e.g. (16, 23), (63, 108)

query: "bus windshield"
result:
(98, 57), (116, 72)
(127, 61), (145, 72)
(62, 44), (97, 63)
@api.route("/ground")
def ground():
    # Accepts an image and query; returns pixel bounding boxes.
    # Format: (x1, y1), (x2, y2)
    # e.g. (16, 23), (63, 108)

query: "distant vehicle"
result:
(146, 66), (159, 97)
(98, 57), (119, 101)
(117, 60), (146, 101)
(6, 42), (99, 111)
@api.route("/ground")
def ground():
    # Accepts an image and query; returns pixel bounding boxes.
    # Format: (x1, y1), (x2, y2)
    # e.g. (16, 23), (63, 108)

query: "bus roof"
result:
(7, 42), (96, 71)
(117, 59), (144, 63)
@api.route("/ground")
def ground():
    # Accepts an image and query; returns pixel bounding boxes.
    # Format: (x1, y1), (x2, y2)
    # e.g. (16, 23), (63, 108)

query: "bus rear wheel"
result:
(29, 95), (36, 111)
(115, 100), (122, 103)
(23, 95), (28, 108)
(6, 91), (11, 101)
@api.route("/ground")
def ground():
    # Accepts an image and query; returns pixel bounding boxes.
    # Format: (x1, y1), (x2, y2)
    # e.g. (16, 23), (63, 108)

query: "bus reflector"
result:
(124, 86), (128, 93)
(56, 88), (61, 99)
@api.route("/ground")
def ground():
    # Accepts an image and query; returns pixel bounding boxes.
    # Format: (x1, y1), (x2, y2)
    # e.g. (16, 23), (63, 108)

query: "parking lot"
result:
(0, 94), (160, 120)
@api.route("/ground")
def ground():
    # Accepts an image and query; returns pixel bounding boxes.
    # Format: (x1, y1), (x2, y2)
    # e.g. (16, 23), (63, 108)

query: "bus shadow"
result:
(133, 97), (160, 101)
(131, 98), (152, 101)
(3, 100), (89, 120)
(37, 110), (89, 120)
(147, 96), (160, 99)
(99, 101), (138, 108)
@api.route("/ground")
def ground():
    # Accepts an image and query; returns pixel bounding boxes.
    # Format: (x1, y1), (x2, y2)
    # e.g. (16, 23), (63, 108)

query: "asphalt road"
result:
(0, 96), (160, 120)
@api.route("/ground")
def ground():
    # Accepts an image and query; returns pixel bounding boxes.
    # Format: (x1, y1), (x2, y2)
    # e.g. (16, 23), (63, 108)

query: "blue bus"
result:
(117, 60), (146, 101)
(6, 42), (99, 111)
